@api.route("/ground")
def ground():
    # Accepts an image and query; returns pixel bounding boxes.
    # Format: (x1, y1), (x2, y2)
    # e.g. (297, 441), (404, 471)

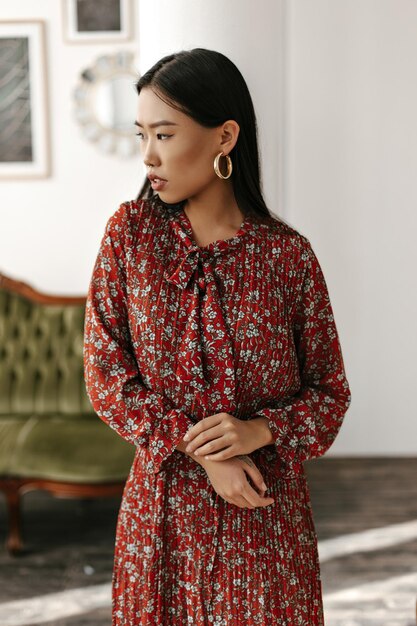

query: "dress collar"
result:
(163, 206), (253, 290)
(169, 205), (252, 256)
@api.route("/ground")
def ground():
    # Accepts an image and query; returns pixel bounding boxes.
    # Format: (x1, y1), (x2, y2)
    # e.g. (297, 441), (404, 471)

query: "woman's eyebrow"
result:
(134, 120), (178, 128)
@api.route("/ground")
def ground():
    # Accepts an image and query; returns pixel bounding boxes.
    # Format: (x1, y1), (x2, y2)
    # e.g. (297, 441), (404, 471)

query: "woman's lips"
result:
(150, 178), (167, 191)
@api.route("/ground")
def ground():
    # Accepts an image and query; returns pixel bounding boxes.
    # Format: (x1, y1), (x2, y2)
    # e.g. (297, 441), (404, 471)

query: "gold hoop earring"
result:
(214, 152), (233, 179)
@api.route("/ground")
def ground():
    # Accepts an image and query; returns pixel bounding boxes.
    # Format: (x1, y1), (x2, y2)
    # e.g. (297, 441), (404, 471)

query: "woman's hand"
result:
(201, 454), (275, 509)
(183, 412), (270, 461)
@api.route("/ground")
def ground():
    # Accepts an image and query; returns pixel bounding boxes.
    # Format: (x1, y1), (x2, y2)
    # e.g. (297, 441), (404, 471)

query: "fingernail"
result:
(184, 433), (190, 441)
(261, 482), (267, 490)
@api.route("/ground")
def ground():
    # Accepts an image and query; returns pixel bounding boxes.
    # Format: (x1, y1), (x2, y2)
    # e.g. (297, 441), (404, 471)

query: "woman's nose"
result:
(143, 142), (159, 167)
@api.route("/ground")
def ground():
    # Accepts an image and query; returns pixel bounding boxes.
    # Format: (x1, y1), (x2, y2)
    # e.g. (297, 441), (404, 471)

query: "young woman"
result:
(83, 47), (351, 625)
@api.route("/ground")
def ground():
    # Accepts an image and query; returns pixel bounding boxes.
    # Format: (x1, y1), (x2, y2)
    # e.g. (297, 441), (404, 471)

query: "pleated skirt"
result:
(111, 448), (325, 625)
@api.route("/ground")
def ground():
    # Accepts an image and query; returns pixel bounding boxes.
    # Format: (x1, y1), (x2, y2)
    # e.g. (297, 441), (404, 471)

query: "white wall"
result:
(0, 0), (140, 295)
(284, 0), (417, 454)
(137, 0), (286, 222)
(1, 1), (415, 454)
(0, 0), (285, 296)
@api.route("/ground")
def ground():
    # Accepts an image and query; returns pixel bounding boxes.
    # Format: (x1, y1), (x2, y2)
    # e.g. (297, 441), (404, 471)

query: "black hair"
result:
(134, 47), (285, 225)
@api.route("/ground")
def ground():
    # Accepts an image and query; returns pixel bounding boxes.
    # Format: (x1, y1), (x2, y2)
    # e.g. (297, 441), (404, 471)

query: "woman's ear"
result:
(219, 120), (240, 152)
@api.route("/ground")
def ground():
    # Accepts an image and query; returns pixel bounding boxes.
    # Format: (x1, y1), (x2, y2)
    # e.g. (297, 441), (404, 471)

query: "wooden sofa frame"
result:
(0, 272), (130, 556)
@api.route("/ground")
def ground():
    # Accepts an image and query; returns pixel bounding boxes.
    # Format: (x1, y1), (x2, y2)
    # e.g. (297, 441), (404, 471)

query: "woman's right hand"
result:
(200, 454), (275, 509)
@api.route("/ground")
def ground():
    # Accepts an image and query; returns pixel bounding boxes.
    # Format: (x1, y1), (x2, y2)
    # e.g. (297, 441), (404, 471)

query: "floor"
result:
(1, 457), (416, 626)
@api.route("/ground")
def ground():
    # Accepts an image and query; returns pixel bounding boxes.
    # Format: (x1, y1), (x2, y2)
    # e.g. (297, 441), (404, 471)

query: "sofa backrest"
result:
(0, 272), (95, 417)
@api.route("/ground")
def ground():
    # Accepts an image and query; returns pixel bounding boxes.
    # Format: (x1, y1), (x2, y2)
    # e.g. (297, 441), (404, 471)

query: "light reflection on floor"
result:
(1, 522), (416, 625)
(323, 571), (417, 625)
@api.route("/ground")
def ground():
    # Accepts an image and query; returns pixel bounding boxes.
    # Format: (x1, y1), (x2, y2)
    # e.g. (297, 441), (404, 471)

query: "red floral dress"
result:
(83, 197), (351, 625)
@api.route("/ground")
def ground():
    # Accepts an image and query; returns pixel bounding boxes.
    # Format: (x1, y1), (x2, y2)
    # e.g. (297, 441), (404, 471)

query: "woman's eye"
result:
(135, 132), (171, 140)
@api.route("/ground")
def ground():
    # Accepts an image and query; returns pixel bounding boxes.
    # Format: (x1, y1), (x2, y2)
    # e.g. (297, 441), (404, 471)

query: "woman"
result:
(83, 48), (351, 625)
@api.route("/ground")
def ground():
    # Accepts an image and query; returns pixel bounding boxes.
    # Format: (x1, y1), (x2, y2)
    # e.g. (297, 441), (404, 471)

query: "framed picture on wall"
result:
(0, 20), (50, 180)
(62, 0), (133, 43)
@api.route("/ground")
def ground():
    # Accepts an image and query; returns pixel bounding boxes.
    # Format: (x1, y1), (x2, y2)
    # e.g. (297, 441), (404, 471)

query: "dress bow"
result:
(162, 217), (237, 416)
(163, 245), (208, 291)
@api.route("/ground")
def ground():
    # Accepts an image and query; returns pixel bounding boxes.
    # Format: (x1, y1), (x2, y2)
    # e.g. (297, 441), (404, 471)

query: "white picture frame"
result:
(62, 0), (133, 44)
(0, 20), (50, 180)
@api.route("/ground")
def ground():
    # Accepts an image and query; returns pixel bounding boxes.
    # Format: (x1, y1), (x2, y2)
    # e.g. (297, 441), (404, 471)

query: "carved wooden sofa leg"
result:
(0, 478), (126, 556)
(1, 479), (24, 555)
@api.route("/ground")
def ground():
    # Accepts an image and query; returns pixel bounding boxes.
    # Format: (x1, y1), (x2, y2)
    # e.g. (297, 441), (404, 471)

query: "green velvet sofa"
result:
(0, 271), (135, 555)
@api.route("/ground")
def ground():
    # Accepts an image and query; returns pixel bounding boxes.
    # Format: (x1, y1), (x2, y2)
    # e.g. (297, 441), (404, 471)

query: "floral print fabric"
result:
(83, 197), (351, 625)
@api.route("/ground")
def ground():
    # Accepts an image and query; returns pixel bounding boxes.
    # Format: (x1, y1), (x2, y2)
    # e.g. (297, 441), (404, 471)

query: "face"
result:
(135, 87), (238, 204)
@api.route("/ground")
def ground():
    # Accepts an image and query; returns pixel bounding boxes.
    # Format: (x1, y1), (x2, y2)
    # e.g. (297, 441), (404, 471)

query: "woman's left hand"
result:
(183, 412), (265, 461)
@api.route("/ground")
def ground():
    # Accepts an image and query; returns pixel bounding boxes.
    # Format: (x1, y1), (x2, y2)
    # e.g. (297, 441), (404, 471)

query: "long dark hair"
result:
(135, 48), (283, 225)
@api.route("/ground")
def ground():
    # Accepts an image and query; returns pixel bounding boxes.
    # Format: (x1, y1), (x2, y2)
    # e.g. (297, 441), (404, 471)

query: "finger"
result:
(186, 425), (228, 454)
(234, 494), (256, 509)
(242, 483), (275, 508)
(240, 467), (274, 507)
(200, 445), (236, 461)
(241, 464), (269, 496)
(224, 494), (255, 509)
(184, 416), (223, 443)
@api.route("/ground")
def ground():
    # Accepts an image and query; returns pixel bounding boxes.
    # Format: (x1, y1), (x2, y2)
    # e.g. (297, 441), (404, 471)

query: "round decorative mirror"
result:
(72, 50), (140, 158)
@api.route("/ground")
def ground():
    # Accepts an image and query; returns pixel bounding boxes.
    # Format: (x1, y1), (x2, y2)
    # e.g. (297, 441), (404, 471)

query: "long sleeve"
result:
(83, 203), (194, 475)
(253, 238), (351, 470)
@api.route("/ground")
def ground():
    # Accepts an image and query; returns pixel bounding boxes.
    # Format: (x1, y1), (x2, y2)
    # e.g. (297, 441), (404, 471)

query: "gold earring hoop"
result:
(214, 152), (233, 179)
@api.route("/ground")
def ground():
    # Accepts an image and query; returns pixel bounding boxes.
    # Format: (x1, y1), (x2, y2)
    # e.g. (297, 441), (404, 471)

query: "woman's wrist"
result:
(176, 437), (207, 466)
(248, 416), (275, 448)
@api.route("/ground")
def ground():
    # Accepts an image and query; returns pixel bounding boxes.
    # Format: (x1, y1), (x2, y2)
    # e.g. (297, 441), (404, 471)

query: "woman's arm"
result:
(251, 238), (352, 470)
(83, 203), (194, 475)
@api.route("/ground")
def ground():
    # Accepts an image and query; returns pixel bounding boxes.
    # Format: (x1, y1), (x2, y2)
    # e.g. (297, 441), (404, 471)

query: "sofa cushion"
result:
(0, 288), (94, 417)
(0, 415), (135, 482)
